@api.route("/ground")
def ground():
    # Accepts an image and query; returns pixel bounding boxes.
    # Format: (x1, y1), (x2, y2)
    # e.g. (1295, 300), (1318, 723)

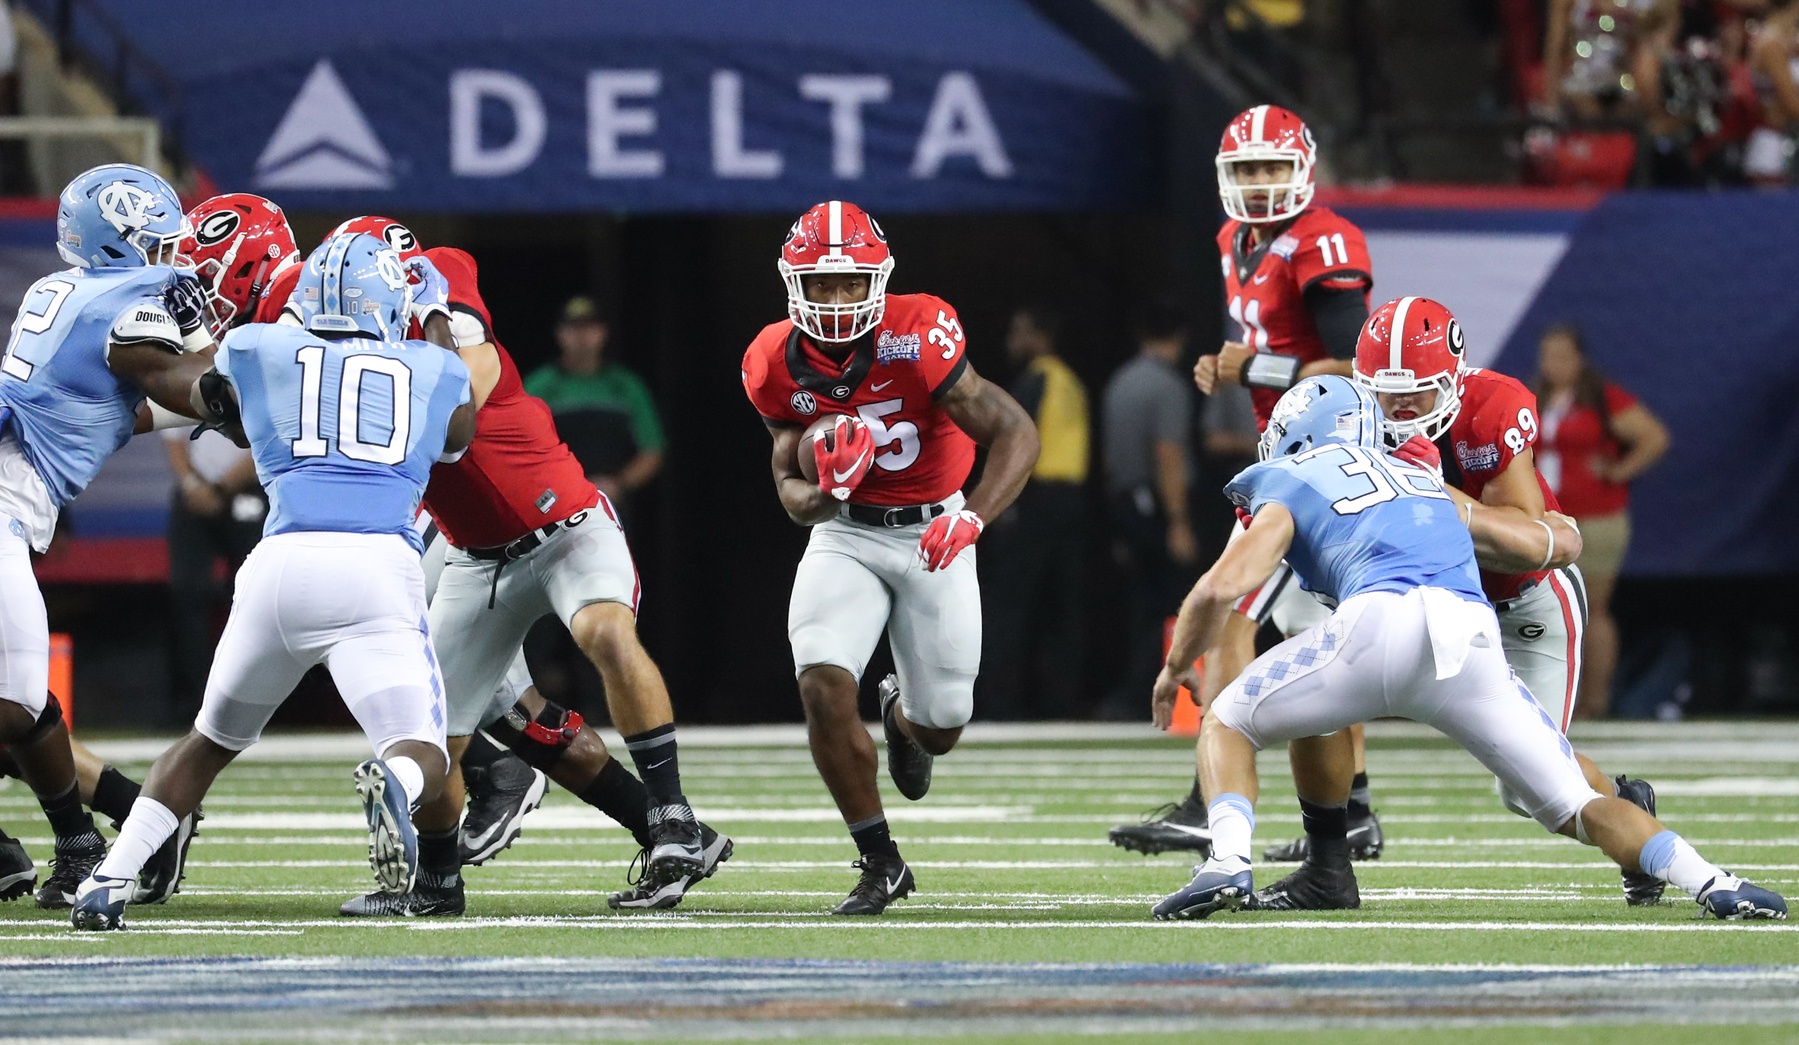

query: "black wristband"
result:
(1241, 352), (1302, 391)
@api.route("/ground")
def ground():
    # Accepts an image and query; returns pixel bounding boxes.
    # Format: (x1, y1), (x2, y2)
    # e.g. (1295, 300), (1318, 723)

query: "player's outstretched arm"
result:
(1154, 505), (1294, 729)
(444, 400), (478, 457)
(1460, 494), (1585, 575)
(766, 422), (838, 526)
(938, 363), (1039, 523)
(109, 340), (216, 422)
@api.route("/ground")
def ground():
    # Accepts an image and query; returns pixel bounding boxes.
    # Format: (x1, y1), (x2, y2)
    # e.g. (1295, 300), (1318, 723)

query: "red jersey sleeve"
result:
(742, 325), (802, 426)
(1602, 383), (1638, 415)
(426, 247), (494, 341)
(1289, 212), (1373, 292)
(910, 294), (970, 399)
(1474, 379), (1542, 474)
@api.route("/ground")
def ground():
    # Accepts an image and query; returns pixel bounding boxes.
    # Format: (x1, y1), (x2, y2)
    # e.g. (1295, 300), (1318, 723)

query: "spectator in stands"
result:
(1531, 323), (1670, 719)
(163, 428), (264, 721)
(1101, 303), (1197, 717)
(1745, 0), (1799, 184)
(522, 296), (665, 519)
(980, 306), (1090, 720)
(1542, 0), (1680, 119)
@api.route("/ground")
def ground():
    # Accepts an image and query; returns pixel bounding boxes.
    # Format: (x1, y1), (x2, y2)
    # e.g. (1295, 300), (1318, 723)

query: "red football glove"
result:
(918, 509), (984, 571)
(1392, 433), (1442, 476)
(813, 416), (875, 502)
(1234, 506), (1254, 528)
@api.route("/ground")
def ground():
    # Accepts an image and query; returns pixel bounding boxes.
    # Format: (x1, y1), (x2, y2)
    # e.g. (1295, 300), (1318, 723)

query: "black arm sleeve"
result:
(1303, 283), (1370, 360)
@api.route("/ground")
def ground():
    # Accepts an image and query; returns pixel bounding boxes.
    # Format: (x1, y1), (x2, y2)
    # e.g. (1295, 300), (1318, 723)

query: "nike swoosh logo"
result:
(1252, 273), (1271, 285)
(871, 380), (894, 392)
(646, 758), (672, 770)
(832, 451), (871, 483)
(464, 820), (505, 848)
(885, 875), (905, 894)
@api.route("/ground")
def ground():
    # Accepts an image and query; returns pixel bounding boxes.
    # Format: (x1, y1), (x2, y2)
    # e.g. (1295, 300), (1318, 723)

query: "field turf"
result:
(0, 720), (1794, 1042)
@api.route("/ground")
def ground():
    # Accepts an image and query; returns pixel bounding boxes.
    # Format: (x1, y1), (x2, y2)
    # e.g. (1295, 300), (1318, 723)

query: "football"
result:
(796, 413), (863, 484)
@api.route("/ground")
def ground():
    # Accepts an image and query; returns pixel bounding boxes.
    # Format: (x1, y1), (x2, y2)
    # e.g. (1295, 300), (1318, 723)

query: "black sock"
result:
(1299, 798), (1351, 868)
(1185, 775), (1205, 807)
(0, 744), (19, 779)
(1348, 772), (1373, 818)
(460, 731), (507, 774)
(623, 724), (684, 806)
(848, 814), (900, 860)
(91, 765), (142, 827)
(579, 758), (654, 848)
(37, 780), (98, 843)
(418, 827), (461, 886)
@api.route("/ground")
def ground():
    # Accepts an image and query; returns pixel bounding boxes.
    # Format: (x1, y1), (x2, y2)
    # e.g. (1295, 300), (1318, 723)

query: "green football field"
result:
(1, 720), (1795, 1043)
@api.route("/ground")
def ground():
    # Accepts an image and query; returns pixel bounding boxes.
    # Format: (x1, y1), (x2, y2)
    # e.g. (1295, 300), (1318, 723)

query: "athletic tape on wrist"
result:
(1240, 352), (1302, 391)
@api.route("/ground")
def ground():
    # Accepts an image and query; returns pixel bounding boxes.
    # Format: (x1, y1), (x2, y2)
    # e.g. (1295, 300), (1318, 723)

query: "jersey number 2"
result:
(1, 280), (76, 380)
(291, 345), (413, 465)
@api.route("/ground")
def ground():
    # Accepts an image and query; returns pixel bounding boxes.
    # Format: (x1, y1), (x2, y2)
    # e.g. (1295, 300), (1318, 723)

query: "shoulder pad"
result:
(109, 300), (182, 354)
(448, 310), (488, 350)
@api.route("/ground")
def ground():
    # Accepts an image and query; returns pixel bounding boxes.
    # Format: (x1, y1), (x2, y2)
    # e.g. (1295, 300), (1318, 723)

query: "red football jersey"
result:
(250, 261), (301, 325)
(1217, 205), (1373, 428)
(1433, 368), (1561, 602)
(742, 292), (976, 507)
(419, 247), (599, 549)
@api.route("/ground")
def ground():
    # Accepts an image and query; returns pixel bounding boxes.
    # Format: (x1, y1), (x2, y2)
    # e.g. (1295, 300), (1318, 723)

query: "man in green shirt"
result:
(524, 296), (666, 510)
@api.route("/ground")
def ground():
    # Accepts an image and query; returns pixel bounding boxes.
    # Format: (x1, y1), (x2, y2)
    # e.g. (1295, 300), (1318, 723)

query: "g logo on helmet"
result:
(96, 182), (154, 234)
(1447, 319), (1465, 357)
(791, 390), (817, 415)
(195, 210), (241, 247)
(382, 224), (417, 254)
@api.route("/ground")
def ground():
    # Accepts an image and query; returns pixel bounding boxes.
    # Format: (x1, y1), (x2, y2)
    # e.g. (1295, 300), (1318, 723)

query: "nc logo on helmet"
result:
(373, 248), (407, 291)
(96, 182), (156, 235)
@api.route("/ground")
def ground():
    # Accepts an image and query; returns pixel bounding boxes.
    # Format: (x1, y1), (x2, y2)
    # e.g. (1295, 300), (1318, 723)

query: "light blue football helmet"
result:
(56, 163), (188, 269)
(1258, 374), (1385, 461)
(288, 232), (413, 341)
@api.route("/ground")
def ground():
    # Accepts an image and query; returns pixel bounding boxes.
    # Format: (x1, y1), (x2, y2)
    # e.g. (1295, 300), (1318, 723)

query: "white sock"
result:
(385, 755), (425, 810)
(1207, 793), (1256, 865)
(94, 798), (179, 881)
(1638, 829), (1727, 898)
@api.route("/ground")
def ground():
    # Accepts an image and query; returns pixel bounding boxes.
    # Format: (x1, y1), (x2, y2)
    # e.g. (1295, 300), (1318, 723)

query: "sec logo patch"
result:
(791, 390), (817, 416)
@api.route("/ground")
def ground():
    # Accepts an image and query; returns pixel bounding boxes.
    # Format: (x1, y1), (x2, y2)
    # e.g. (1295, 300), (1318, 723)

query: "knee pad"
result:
(487, 699), (583, 771)
(1494, 776), (1533, 820)
(10, 694), (62, 746)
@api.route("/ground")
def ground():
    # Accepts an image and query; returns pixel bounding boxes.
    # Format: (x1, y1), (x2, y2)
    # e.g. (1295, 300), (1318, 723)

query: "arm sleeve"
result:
(1302, 282), (1371, 360)
(625, 371), (666, 453)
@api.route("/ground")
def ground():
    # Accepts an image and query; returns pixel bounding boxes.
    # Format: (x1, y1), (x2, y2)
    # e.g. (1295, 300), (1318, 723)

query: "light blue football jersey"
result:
(1227, 443), (1485, 606)
(0, 265), (176, 506)
(217, 324), (470, 551)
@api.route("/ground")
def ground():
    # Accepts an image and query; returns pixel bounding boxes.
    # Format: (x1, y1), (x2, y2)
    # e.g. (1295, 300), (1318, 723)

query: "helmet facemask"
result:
(1217, 152), (1315, 224)
(780, 258), (893, 343)
(1356, 368), (1463, 443)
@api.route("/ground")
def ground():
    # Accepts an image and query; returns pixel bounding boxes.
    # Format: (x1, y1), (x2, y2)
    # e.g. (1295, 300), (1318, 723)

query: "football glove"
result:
(814, 416), (875, 502)
(164, 274), (215, 350)
(1392, 433), (1443, 477)
(192, 368), (248, 448)
(918, 509), (983, 572)
(406, 256), (452, 328)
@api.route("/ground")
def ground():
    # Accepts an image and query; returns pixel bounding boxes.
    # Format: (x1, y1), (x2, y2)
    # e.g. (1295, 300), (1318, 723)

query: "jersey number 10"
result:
(291, 345), (413, 466)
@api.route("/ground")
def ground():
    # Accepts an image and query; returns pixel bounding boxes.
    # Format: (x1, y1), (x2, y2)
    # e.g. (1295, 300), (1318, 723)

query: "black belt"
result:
(844, 501), (948, 528)
(1492, 575), (1542, 614)
(466, 509), (591, 606)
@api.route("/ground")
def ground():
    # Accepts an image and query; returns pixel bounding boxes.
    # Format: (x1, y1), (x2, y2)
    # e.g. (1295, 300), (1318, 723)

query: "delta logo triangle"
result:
(255, 60), (393, 190)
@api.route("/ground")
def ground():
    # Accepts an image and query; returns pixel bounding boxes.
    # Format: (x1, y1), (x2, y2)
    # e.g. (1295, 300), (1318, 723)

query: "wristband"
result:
(1462, 500), (1475, 527)
(1241, 352), (1302, 391)
(148, 400), (189, 431)
(1535, 518), (1555, 572)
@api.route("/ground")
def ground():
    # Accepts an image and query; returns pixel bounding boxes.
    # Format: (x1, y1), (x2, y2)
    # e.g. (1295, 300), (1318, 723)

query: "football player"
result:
(71, 231), (475, 930)
(743, 201), (1040, 914)
(1113, 104), (1381, 859)
(0, 165), (216, 908)
(180, 199), (548, 868)
(1149, 376), (1785, 923)
(325, 217), (729, 916)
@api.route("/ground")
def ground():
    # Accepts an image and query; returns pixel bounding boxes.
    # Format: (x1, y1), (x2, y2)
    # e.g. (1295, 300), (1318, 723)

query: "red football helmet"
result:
(179, 193), (299, 336)
(1353, 296), (1468, 441)
(777, 200), (893, 343)
(328, 215), (423, 260)
(1216, 105), (1317, 224)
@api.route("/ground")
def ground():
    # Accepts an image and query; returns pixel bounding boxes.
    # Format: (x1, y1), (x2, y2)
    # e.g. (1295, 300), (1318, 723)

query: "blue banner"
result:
(58, 0), (1153, 213)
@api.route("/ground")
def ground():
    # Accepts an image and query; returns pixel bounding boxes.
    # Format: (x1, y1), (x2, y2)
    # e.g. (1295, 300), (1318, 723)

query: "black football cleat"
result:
(339, 874), (466, 917)
(1614, 775), (1667, 906)
(833, 853), (915, 915)
(134, 806), (201, 905)
(1241, 859), (1361, 911)
(35, 831), (105, 910)
(0, 831), (35, 902)
(646, 802), (706, 881)
(458, 754), (547, 866)
(1110, 792), (1212, 857)
(879, 674), (933, 801)
(1263, 808), (1383, 862)
(609, 823), (733, 910)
